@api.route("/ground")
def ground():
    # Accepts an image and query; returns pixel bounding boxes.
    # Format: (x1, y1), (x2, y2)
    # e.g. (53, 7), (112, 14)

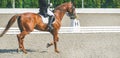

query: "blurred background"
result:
(0, 0), (120, 8)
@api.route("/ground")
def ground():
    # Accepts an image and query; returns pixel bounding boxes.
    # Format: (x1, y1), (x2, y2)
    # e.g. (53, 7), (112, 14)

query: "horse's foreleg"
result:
(53, 35), (59, 53)
(52, 32), (59, 53)
(47, 31), (59, 53)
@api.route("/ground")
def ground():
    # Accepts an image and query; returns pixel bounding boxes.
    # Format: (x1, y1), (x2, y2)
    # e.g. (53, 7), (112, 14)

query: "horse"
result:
(0, 2), (76, 54)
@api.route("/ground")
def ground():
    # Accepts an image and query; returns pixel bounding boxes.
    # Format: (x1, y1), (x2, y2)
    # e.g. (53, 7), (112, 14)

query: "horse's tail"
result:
(0, 14), (20, 37)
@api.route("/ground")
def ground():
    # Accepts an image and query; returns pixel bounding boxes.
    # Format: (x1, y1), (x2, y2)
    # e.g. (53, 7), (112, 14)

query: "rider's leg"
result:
(48, 16), (55, 32)
(47, 9), (55, 32)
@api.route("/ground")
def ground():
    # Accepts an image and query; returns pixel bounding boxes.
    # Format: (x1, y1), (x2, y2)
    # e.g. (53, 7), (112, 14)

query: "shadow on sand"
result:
(0, 49), (36, 53)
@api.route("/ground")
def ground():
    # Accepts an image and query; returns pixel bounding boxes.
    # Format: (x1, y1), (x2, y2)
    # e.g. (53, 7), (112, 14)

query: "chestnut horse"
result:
(0, 2), (76, 54)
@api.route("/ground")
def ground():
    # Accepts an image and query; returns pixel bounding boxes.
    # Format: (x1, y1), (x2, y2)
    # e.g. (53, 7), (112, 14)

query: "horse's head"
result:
(66, 2), (77, 19)
(54, 2), (77, 20)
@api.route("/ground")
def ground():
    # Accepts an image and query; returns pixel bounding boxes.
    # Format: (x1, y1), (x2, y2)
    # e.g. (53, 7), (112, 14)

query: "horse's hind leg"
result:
(17, 34), (22, 52)
(17, 31), (29, 54)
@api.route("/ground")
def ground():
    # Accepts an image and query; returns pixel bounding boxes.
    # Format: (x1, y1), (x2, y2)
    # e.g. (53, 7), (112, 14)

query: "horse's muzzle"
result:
(66, 13), (76, 19)
(70, 15), (76, 19)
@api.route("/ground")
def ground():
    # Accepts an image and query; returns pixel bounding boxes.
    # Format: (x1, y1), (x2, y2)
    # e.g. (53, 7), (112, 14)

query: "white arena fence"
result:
(1, 26), (120, 34)
(0, 8), (120, 13)
(0, 8), (120, 34)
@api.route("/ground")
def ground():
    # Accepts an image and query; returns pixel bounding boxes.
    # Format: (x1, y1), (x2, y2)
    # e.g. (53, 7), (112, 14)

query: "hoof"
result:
(46, 43), (50, 48)
(17, 48), (27, 54)
(46, 43), (53, 48)
(23, 50), (27, 54)
(17, 48), (21, 53)
(24, 51), (27, 54)
(46, 43), (51, 48)
(55, 50), (60, 53)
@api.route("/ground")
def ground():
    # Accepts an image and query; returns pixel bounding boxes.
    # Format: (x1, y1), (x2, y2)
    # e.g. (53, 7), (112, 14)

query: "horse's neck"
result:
(54, 5), (68, 21)
(54, 10), (66, 21)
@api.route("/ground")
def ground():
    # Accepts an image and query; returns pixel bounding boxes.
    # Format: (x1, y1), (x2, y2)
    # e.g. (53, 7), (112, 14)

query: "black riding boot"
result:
(48, 16), (55, 32)
(43, 7), (48, 17)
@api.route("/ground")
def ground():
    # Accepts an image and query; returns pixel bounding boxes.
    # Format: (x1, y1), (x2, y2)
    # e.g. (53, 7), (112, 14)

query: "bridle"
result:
(54, 2), (76, 19)
(67, 4), (76, 19)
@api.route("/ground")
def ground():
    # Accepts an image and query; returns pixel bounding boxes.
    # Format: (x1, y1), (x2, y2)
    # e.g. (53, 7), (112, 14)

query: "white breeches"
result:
(47, 9), (54, 16)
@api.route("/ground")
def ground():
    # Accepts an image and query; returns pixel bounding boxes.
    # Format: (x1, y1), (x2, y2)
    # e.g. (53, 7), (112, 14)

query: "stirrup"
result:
(48, 25), (53, 32)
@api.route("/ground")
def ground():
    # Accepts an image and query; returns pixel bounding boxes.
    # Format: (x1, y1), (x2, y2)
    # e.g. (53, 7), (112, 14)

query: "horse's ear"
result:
(70, 1), (76, 7)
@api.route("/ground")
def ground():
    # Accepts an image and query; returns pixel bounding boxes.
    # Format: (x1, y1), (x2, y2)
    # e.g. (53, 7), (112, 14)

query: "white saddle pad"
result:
(40, 15), (49, 24)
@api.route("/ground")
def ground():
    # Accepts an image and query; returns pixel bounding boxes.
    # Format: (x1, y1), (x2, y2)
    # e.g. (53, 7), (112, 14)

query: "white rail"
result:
(0, 8), (120, 13)
(1, 26), (120, 34)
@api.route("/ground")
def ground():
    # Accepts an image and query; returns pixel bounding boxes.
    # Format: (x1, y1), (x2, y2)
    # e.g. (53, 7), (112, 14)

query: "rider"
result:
(38, 0), (54, 32)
